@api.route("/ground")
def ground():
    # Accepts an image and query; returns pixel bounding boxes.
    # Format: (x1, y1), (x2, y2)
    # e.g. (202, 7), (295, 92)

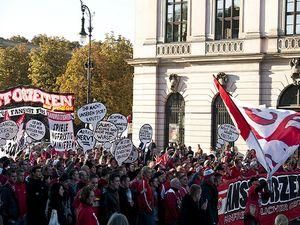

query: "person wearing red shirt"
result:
(244, 177), (270, 225)
(164, 178), (182, 225)
(229, 159), (242, 180)
(76, 186), (100, 225)
(15, 169), (27, 223)
(137, 166), (154, 225)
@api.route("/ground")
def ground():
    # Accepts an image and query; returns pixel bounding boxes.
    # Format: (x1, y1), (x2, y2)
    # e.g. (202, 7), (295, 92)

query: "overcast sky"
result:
(0, 0), (135, 42)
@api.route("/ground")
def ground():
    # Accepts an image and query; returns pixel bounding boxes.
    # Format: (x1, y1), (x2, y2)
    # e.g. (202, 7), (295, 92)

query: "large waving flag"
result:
(214, 77), (300, 177)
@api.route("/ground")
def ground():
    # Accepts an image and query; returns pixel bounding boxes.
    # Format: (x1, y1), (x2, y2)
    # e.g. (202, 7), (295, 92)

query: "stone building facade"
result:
(129, 0), (300, 152)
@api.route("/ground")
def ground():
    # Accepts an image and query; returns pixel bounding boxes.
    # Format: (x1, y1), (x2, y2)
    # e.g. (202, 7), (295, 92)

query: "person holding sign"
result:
(244, 177), (271, 225)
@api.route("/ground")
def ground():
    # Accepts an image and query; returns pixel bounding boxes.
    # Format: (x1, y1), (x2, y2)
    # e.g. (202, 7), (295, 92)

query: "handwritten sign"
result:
(76, 128), (96, 153)
(218, 124), (239, 142)
(107, 113), (128, 135)
(124, 145), (138, 163)
(94, 121), (118, 143)
(139, 124), (153, 144)
(0, 120), (19, 140)
(77, 102), (107, 128)
(25, 119), (46, 141)
(114, 138), (133, 166)
(48, 112), (75, 152)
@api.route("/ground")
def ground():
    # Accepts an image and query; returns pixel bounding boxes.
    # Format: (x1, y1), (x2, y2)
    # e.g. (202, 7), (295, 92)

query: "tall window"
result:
(166, 0), (188, 43)
(278, 84), (300, 111)
(165, 93), (185, 147)
(286, 0), (300, 35)
(215, 0), (240, 40)
(211, 94), (234, 148)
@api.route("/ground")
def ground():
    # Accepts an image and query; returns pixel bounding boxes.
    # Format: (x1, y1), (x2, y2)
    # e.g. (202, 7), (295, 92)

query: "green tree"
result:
(0, 44), (31, 90)
(29, 35), (71, 92)
(9, 35), (29, 43)
(57, 33), (133, 122)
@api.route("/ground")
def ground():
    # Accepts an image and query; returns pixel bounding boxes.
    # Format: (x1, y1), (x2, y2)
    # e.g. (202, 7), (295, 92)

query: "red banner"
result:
(218, 172), (300, 225)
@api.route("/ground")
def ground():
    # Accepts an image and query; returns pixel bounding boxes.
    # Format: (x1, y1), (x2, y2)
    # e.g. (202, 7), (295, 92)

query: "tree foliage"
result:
(57, 33), (133, 121)
(0, 44), (31, 90)
(29, 35), (72, 92)
(9, 35), (29, 43)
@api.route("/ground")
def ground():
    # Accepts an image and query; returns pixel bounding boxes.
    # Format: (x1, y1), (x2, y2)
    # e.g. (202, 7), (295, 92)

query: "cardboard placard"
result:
(0, 120), (19, 140)
(76, 128), (96, 153)
(77, 102), (107, 128)
(218, 124), (239, 142)
(25, 119), (46, 141)
(107, 113), (128, 135)
(94, 121), (118, 143)
(124, 145), (138, 163)
(114, 138), (133, 166)
(139, 124), (153, 144)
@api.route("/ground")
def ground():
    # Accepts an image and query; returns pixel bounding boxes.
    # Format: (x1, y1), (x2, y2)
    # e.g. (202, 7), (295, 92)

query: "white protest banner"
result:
(139, 124), (153, 145)
(0, 106), (48, 118)
(94, 121), (118, 143)
(114, 138), (133, 166)
(25, 119), (46, 141)
(77, 102), (107, 128)
(0, 120), (19, 140)
(76, 128), (96, 153)
(124, 145), (138, 163)
(218, 124), (239, 142)
(48, 112), (75, 152)
(107, 113), (128, 135)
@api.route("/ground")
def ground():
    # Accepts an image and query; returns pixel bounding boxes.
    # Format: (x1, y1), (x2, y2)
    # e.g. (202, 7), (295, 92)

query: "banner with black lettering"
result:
(218, 172), (300, 225)
(48, 112), (75, 152)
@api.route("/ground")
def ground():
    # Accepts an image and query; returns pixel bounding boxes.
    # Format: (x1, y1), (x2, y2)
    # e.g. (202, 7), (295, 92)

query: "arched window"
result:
(211, 94), (234, 148)
(278, 84), (300, 111)
(165, 93), (185, 147)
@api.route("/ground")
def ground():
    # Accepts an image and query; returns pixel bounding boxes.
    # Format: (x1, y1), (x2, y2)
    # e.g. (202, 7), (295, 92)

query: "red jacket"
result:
(164, 188), (181, 225)
(136, 178), (154, 214)
(76, 203), (100, 225)
(14, 182), (27, 217)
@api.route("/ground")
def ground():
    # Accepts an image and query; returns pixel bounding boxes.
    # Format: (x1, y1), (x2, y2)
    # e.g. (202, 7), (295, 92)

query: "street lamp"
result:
(80, 0), (93, 104)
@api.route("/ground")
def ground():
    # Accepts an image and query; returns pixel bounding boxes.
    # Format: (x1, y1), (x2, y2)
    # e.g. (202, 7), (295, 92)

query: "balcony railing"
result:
(205, 40), (244, 54)
(278, 36), (300, 52)
(156, 43), (191, 57)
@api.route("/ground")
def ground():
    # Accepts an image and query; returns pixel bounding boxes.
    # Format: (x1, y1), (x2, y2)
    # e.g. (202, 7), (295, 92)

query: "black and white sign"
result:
(0, 120), (19, 140)
(218, 124), (239, 142)
(77, 102), (107, 128)
(25, 119), (46, 141)
(94, 121), (118, 143)
(107, 113), (128, 135)
(114, 138), (133, 166)
(48, 112), (75, 151)
(76, 128), (95, 153)
(139, 124), (153, 145)
(124, 145), (138, 163)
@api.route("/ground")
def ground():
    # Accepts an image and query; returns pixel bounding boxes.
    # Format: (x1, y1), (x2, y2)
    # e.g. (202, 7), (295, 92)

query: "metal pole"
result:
(81, 1), (92, 104)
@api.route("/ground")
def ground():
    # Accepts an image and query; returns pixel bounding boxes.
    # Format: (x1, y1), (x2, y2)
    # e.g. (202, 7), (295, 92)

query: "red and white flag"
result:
(214, 77), (300, 176)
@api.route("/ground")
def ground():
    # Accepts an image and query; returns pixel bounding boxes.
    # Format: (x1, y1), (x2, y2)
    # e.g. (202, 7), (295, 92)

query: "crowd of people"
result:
(0, 142), (299, 225)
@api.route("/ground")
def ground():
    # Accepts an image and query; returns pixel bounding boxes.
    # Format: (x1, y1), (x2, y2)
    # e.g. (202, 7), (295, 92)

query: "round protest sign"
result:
(139, 124), (153, 144)
(218, 124), (239, 142)
(124, 145), (138, 163)
(217, 138), (225, 145)
(77, 102), (107, 128)
(114, 138), (133, 166)
(103, 142), (112, 152)
(0, 138), (6, 146)
(107, 113), (128, 134)
(94, 121), (118, 143)
(0, 120), (19, 140)
(76, 128), (96, 153)
(25, 119), (46, 141)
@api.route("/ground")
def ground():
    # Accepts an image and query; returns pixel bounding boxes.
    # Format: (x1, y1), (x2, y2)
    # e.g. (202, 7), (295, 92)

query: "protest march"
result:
(0, 80), (299, 225)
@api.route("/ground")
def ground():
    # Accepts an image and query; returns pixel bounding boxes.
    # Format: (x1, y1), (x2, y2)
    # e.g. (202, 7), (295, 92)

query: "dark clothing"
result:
(119, 186), (135, 225)
(102, 187), (120, 224)
(0, 183), (19, 225)
(180, 194), (206, 225)
(201, 179), (218, 225)
(47, 196), (70, 225)
(26, 177), (48, 225)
